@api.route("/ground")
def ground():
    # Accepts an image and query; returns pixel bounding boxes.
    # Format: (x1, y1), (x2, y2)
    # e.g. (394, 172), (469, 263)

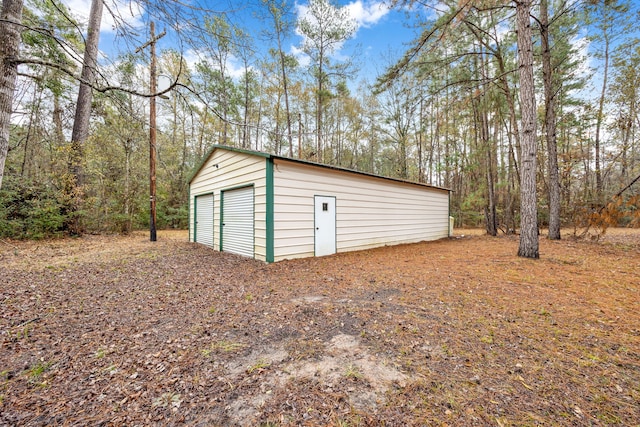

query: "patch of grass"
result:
(215, 340), (245, 352)
(7, 322), (34, 342)
(25, 361), (52, 387)
(152, 391), (182, 409)
(102, 364), (117, 374)
(26, 362), (50, 378)
(94, 348), (106, 359)
(538, 307), (551, 317)
(480, 330), (495, 344)
(247, 359), (270, 374)
(597, 412), (622, 424)
(334, 418), (362, 427)
(201, 340), (246, 357)
(344, 364), (363, 380)
(441, 343), (453, 357)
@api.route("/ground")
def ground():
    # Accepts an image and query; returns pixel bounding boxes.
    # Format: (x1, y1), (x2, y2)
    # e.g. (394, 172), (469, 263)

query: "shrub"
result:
(0, 176), (67, 239)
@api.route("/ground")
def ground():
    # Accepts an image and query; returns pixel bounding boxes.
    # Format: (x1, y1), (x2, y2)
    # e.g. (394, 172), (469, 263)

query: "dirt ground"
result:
(1, 229), (639, 426)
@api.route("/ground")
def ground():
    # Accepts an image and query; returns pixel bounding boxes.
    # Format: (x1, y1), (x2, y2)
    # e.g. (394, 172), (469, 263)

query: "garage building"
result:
(188, 145), (451, 262)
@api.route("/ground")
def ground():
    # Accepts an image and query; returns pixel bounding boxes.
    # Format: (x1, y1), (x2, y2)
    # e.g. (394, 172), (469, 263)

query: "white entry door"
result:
(194, 193), (214, 247)
(314, 196), (336, 257)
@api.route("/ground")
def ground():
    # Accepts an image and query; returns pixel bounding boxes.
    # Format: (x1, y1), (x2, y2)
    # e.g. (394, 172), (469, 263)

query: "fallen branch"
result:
(15, 316), (41, 329)
(577, 172), (640, 239)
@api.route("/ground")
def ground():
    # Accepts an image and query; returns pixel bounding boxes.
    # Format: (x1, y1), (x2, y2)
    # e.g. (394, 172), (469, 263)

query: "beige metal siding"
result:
(272, 159), (449, 261)
(189, 149), (267, 261)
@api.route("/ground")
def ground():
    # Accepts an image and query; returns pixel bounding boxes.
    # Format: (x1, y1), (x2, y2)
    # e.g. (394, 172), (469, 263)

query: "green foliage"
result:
(344, 364), (363, 380)
(25, 360), (53, 387)
(0, 176), (66, 239)
(156, 198), (189, 230)
(3, 0), (639, 240)
(246, 359), (270, 374)
(459, 190), (486, 227)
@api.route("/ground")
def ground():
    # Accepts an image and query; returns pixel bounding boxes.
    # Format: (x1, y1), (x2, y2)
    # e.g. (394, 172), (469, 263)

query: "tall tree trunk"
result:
(53, 92), (65, 145)
(0, 0), (24, 190)
(197, 108), (208, 158)
(516, 0), (539, 258)
(68, 0), (103, 234)
(274, 99), (281, 155)
(22, 83), (43, 178)
(620, 100), (634, 181)
(540, 0), (561, 240)
(505, 116), (517, 234)
(242, 74), (250, 148)
(444, 82), (451, 188)
(594, 2), (610, 204)
(496, 55), (521, 185)
(317, 57), (324, 162)
(276, 40), (293, 157)
(418, 98), (424, 182)
(480, 49), (497, 236)
(484, 111), (497, 236)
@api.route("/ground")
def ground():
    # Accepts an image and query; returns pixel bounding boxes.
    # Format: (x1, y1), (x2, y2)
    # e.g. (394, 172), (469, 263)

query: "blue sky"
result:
(59, 0), (637, 95)
(60, 0), (422, 85)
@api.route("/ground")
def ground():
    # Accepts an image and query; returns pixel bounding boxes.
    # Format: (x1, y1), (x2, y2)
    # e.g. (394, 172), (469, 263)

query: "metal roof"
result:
(188, 144), (451, 193)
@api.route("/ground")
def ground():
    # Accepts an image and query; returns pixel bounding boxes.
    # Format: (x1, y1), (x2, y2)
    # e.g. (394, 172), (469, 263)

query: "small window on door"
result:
(322, 202), (328, 211)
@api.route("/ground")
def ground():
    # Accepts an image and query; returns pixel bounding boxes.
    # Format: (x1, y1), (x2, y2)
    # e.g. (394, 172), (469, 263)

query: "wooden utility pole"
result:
(137, 21), (165, 242)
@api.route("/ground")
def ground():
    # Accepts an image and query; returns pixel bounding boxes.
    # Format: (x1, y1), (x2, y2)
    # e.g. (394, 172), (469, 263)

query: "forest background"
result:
(1, 0), (639, 241)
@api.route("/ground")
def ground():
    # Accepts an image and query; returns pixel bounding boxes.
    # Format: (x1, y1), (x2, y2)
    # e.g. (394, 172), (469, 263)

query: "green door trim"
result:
(266, 159), (274, 263)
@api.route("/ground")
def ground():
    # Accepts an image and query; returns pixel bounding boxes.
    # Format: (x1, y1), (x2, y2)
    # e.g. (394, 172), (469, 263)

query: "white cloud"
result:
(182, 49), (202, 72)
(571, 32), (591, 80)
(62, 0), (144, 34)
(290, 45), (311, 68)
(184, 49), (252, 81)
(296, 0), (391, 34)
(226, 55), (252, 80)
(293, 0), (389, 66)
(345, 0), (391, 29)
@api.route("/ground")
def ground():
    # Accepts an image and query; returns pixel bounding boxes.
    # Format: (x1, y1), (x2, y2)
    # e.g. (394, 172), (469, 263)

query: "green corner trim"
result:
(219, 192), (224, 251)
(448, 190), (451, 237)
(266, 158), (274, 263)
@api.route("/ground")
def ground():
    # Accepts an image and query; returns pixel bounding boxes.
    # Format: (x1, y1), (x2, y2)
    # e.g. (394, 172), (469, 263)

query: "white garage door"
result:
(222, 186), (254, 257)
(195, 193), (214, 247)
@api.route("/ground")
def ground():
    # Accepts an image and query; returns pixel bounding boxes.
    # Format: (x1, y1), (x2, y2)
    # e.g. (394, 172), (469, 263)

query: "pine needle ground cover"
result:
(1, 229), (638, 426)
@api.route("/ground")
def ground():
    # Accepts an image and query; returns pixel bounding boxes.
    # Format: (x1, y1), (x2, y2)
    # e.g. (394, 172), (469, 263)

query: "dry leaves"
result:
(1, 229), (639, 426)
